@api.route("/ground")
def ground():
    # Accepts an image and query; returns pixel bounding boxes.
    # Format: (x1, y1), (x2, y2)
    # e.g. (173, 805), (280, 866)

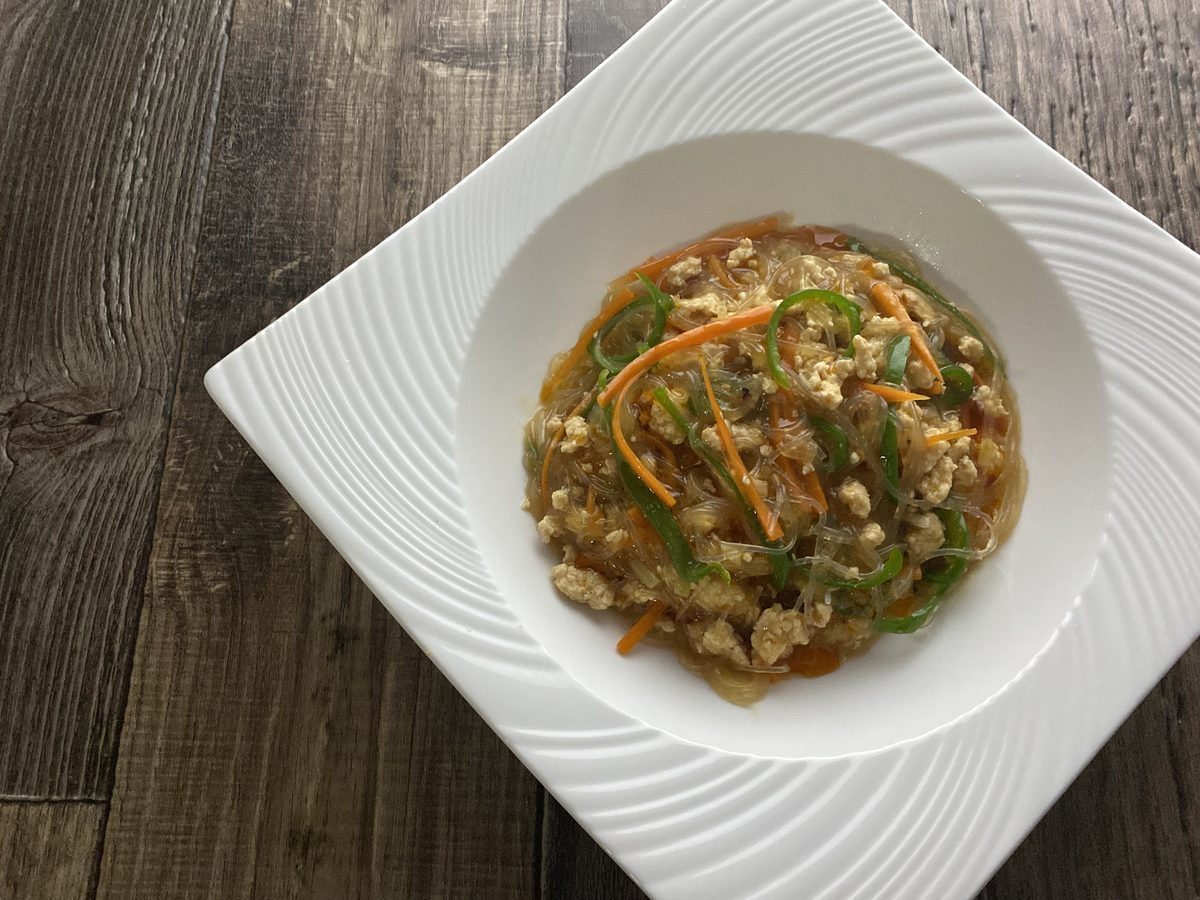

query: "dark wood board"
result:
(0, 801), (103, 900)
(0, 0), (234, 799)
(96, 0), (563, 896)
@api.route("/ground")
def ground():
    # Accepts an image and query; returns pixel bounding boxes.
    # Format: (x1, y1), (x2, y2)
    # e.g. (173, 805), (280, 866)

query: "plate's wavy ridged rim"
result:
(205, 0), (1200, 897)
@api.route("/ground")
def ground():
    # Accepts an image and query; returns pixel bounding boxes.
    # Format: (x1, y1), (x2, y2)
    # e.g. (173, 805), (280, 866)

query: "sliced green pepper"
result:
(604, 406), (728, 584)
(653, 388), (790, 588)
(937, 364), (973, 407)
(875, 508), (969, 633)
(811, 417), (850, 474)
(822, 546), (904, 590)
(765, 289), (863, 387)
(844, 236), (1000, 373)
(880, 408), (901, 500)
(588, 296), (653, 372)
(883, 334), (911, 386)
(587, 273), (673, 375)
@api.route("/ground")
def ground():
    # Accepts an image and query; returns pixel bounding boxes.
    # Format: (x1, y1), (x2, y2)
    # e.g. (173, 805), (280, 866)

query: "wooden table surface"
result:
(2, 0), (1198, 897)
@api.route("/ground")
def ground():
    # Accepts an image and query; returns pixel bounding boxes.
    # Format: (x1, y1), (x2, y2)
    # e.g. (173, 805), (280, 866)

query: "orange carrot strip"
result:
(802, 469), (829, 513)
(544, 220), (781, 401)
(585, 485), (596, 515)
(626, 505), (656, 547)
(706, 254), (740, 291)
(641, 430), (680, 475)
(700, 357), (783, 541)
(868, 282), (943, 394)
(540, 291), (642, 401)
(539, 394), (592, 512)
(778, 318), (802, 364)
(598, 304), (776, 406)
(611, 380), (677, 507)
(925, 427), (977, 448)
(861, 383), (929, 404)
(614, 216), (780, 288)
(616, 600), (668, 655)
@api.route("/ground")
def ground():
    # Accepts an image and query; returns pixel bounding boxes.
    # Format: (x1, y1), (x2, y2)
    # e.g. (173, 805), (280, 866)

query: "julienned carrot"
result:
(611, 380), (677, 507)
(598, 304), (777, 406)
(802, 469), (829, 514)
(768, 396), (827, 512)
(861, 383), (929, 404)
(706, 255), (740, 292)
(868, 282), (944, 394)
(641, 430), (680, 475)
(700, 357), (783, 541)
(539, 394), (591, 511)
(925, 427), (977, 448)
(544, 218), (782, 402)
(612, 216), (780, 289)
(616, 600), (667, 655)
(626, 505), (656, 547)
(540, 291), (642, 401)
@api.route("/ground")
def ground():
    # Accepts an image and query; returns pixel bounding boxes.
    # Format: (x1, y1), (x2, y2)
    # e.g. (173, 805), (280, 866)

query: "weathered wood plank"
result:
(0, 0), (233, 798)
(96, 0), (564, 896)
(0, 802), (104, 900)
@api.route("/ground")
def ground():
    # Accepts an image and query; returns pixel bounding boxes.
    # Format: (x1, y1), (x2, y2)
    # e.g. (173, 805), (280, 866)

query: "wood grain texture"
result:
(96, 0), (564, 897)
(0, 802), (103, 900)
(0, 0), (233, 798)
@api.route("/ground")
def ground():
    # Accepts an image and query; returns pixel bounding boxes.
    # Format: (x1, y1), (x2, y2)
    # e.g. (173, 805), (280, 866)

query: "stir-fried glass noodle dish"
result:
(523, 215), (1025, 704)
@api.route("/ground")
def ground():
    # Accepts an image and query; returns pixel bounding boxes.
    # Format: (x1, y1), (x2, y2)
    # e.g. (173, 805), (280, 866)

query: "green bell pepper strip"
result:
(883, 334), (911, 386)
(811, 417), (850, 474)
(588, 296), (653, 372)
(937, 364), (973, 407)
(875, 508), (970, 633)
(872, 336), (915, 499)
(844, 235), (1000, 373)
(587, 273), (673, 375)
(880, 408), (901, 500)
(652, 389), (791, 589)
(602, 406), (729, 584)
(822, 546), (904, 590)
(636, 272), (675, 326)
(765, 290), (863, 387)
(579, 371), (609, 419)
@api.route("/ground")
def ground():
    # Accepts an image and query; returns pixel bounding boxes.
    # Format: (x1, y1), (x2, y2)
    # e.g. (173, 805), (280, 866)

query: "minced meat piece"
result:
(689, 575), (759, 622)
(851, 316), (908, 380)
(977, 437), (1005, 474)
(687, 619), (750, 667)
(676, 291), (733, 320)
(838, 478), (871, 518)
(802, 357), (856, 409)
(551, 564), (617, 610)
(905, 512), (945, 558)
(727, 238), (755, 268)
(751, 604), (809, 666)
(958, 334), (984, 361)
(664, 256), (703, 288)
(559, 415), (590, 454)
(973, 385), (1009, 418)
(859, 522), (885, 548)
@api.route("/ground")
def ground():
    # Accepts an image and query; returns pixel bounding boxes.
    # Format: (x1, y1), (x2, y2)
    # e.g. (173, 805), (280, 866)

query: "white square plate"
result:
(206, 0), (1200, 896)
